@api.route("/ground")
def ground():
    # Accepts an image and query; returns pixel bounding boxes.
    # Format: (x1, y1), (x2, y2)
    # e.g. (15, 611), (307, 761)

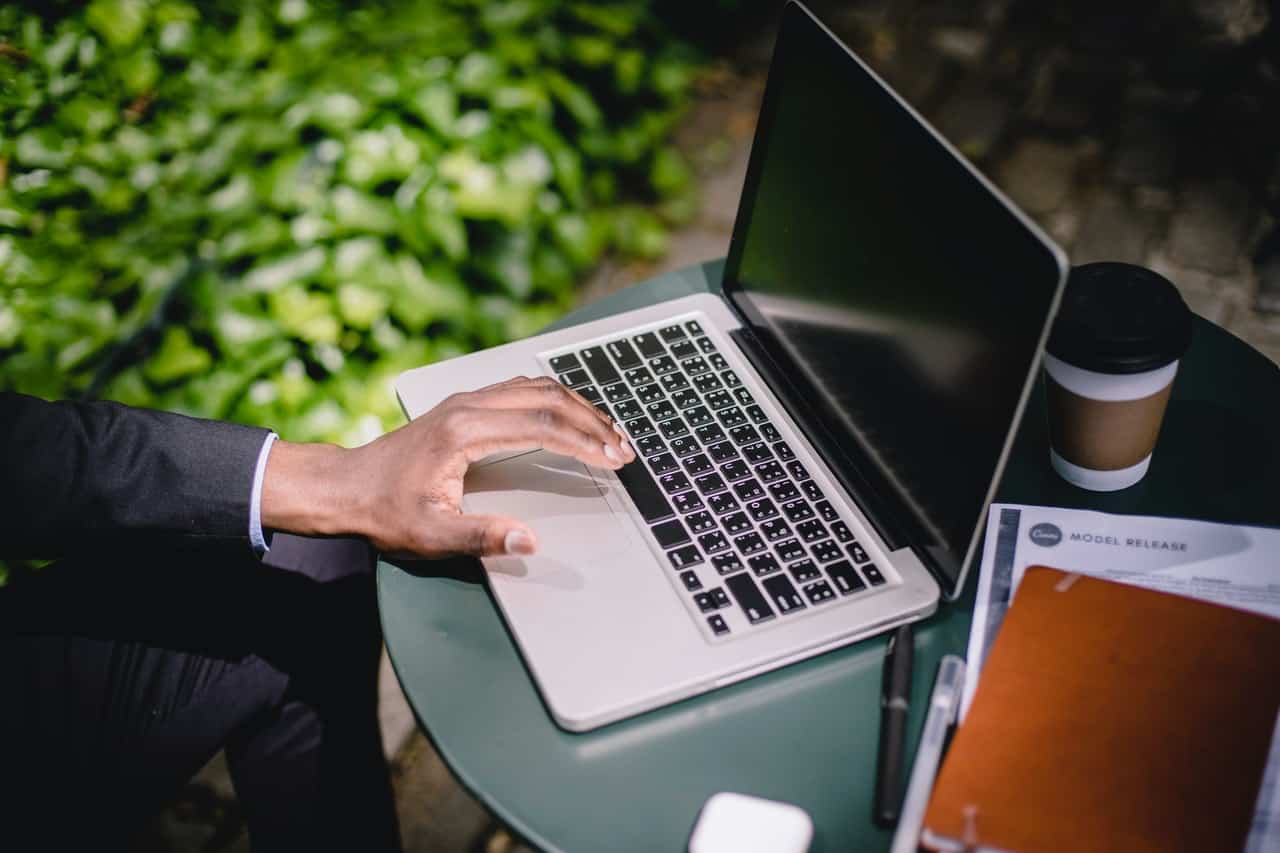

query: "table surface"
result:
(379, 258), (1280, 853)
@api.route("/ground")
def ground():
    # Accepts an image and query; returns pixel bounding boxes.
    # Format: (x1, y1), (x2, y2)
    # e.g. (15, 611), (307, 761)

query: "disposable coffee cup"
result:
(1043, 262), (1193, 491)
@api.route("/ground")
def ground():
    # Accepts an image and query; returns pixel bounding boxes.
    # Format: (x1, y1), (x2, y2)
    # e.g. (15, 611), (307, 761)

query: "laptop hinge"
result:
(727, 325), (912, 555)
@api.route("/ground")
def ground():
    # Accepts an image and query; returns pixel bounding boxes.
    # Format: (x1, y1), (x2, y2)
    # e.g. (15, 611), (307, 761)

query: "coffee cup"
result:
(1043, 262), (1193, 491)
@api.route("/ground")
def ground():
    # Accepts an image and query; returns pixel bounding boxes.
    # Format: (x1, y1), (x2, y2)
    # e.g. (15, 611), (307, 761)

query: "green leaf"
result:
(144, 327), (213, 384)
(86, 0), (150, 50)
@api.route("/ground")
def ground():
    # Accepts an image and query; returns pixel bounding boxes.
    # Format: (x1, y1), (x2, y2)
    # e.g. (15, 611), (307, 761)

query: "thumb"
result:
(436, 512), (539, 558)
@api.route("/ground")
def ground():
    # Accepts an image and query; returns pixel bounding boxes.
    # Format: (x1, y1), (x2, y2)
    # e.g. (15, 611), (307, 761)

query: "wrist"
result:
(260, 440), (363, 538)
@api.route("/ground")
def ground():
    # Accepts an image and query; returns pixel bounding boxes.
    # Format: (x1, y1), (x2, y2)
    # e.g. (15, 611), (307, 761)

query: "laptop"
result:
(395, 1), (1068, 732)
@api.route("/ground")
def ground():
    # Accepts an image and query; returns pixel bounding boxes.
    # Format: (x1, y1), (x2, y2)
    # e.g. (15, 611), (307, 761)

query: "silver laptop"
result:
(395, 2), (1068, 732)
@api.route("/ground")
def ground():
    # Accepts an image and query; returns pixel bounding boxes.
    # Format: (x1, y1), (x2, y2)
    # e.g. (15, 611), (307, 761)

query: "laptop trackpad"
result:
(463, 450), (632, 565)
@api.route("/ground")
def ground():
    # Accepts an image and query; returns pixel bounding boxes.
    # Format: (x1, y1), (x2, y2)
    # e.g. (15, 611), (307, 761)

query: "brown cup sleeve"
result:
(1045, 376), (1173, 471)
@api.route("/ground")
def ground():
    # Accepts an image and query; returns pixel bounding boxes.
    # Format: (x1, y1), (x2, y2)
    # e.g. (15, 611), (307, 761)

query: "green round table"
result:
(379, 259), (1280, 852)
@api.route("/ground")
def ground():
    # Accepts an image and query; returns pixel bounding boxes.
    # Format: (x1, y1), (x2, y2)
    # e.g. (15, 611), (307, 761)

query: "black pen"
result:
(874, 623), (914, 827)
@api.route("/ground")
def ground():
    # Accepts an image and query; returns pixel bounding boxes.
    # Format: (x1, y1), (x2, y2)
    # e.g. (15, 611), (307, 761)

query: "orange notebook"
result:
(922, 566), (1280, 853)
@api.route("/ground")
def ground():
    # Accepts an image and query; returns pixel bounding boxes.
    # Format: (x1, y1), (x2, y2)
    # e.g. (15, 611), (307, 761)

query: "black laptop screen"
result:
(723, 3), (1064, 591)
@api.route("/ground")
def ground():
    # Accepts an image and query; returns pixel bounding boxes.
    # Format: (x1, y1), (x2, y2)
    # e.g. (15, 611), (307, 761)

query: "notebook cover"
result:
(922, 566), (1280, 853)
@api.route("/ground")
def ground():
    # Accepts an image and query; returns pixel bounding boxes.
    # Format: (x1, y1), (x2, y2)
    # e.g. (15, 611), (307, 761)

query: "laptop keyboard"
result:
(544, 316), (889, 640)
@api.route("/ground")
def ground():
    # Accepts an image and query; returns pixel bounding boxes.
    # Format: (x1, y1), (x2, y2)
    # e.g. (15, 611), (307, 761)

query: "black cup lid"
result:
(1046, 262), (1193, 374)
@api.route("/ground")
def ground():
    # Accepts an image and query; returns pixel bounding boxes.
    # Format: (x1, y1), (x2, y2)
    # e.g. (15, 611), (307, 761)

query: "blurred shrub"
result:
(0, 0), (702, 450)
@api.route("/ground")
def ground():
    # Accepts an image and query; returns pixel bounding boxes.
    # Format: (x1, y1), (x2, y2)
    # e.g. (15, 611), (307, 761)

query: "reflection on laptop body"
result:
(395, 1), (1068, 731)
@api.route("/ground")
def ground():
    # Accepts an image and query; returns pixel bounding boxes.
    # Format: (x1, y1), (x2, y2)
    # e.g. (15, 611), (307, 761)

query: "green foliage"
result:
(0, 0), (701, 448)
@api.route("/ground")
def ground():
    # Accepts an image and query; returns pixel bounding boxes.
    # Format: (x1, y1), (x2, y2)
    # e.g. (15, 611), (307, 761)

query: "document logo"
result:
(1029, 523), (1063, 547)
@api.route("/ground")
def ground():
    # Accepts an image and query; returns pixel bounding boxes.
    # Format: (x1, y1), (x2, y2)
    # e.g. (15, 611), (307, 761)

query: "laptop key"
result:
(724, 573), (776, 625)
(771, 438), (792, 459)
(705, 390), (734, 410)
(669, 435), (700, 458)
(796, 519), (827, 542)
(650, 355), (679, 376)
(649, 452), (678, 474)
(709, 353), (729, 371)
(720, 460), (751, 482)
(749, 553), (781, 577)
(707, 441), (738, 463)
(815, 500), (838, 522)
(685, 320), (705, 336)
(647, 400), (677, 422)
(633, 332), (665, 359)
(605, 383), (633, 403)
(679, 570), (702, 592)
(746, 406), (769, 424)
(685, 407), (713, 427)
(811, 539), (842, 563)
(651, 519), (690, 549)
(697, 336), (717, 354)
(699, 531), (729, 554)
(743, 442), (773, 464)
(607, 339), (642, 369)
(625, 366), (653, 386)
(863, 563), (887, 585)
(831, 521), (853, 543)
(659, 471), (691, 494)
(659, 418), (689, 439)
(734, 532), (766, 555)
(804, 580), (836, 604)
(776, 538), (805, 563)
(580, 346), (620, 385)
(708, 492), (739, 515)
(559, 369), (590, 388)
(712, 553), (744, 575)
(732, 388), (755, 407)
(694, 590), (728, 612)
(614, 460), (674, 523)
(707, 613), (730, 635)
(760, 518), (791, 542)
(788, 558), (822, 583)
(635, 383), (664, 405)
(672, 388), (700, 409)
(847, 541), (869, 563)
(723, 512), (752, 535)
(614, 399), (643, 421)
(669, 339), (698, 360)
(747, 499), (778, 521)
(660, 372), (689, 392)
(762, 574), (806, 614)
(636, 434), (666, 456)
(695, 423), (726, 444)
(733, 478), (764, 501)
(729, 424), (760, 446)
(717, 407), (747, 428)
(755, 461), (786, 483)
(673, 491), (704, 514)
(683, 356), (710, 376)
(787, 461), (810, 481)
(693, 472), (727, 495)
(721, 369), (742, 387)
(693, 372), (723, 394)
(549, 353), (581, 372)
(769, 480), (800, 502)
(825, 560), (866, 594)
(782, 499), (814, 522)
(802, 480), (824, 502)
(667, 545), (702, 570)
(686, 511), (716, 534)
(578, 385), (603, 404)
(626, 416), (654, 438)
(683, 453), (713, 475)
(659, 324), (687, 342)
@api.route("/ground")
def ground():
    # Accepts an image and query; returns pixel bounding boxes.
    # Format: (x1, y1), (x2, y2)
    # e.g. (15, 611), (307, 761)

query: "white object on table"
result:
(688, 791), (813, 853)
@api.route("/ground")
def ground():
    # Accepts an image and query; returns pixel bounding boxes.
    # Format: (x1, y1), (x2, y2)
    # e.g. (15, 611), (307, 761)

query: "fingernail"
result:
(613, 422), (626, 437)
(619, 436), (634, 457)
(603, 443), (620, 463)
(504, 529), (536, 556)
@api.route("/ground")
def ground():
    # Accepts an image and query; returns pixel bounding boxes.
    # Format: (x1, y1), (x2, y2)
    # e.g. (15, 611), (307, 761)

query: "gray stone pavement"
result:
(133, 3), (1279, 851)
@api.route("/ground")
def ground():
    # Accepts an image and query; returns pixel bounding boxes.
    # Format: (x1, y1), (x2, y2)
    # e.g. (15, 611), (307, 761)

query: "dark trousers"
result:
(0, 535), (401, 852)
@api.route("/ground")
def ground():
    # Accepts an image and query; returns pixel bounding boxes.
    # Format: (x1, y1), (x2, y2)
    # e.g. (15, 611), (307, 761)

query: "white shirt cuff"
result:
(249, 432), (278, 556)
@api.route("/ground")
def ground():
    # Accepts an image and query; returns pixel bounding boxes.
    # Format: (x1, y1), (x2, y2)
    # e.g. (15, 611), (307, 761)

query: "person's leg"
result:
(0, 535), (399, 851)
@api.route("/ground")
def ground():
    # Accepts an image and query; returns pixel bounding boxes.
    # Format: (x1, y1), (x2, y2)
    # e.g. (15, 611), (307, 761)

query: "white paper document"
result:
(964, 504), (1280, 853)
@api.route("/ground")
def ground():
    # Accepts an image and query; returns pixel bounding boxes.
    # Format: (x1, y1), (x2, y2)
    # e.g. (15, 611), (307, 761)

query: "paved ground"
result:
(132, 2), (1279, 851)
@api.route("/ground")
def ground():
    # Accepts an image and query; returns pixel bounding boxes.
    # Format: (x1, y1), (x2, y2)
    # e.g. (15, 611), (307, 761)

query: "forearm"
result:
(259, 440), (366, 539)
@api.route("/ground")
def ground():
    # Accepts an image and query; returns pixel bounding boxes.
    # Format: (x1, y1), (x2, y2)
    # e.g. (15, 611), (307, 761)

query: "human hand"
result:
(261, 376), (636, 559)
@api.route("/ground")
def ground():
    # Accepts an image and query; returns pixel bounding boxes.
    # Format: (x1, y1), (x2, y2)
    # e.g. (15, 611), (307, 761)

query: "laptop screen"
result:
(723, 3), (1066, 594)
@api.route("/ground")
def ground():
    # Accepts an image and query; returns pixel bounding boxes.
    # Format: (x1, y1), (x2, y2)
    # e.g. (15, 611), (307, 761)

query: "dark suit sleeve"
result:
(0, 392), (272, 559)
